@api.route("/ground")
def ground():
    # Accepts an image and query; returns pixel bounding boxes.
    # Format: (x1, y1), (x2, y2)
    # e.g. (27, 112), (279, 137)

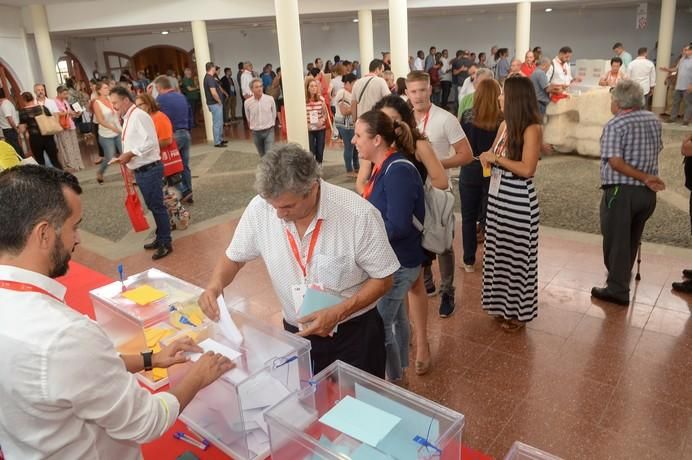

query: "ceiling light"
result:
(352, 18), (359, 23)
(545, 8), (553, 12)
(161, 30), (169, 35)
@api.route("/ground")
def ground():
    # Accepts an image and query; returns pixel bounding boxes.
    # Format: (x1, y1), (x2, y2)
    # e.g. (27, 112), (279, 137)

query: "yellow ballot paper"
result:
(122, 284), (167, 306)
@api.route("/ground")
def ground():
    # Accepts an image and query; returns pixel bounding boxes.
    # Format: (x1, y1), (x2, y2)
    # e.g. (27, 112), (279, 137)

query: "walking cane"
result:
(635, 242), (642, 281)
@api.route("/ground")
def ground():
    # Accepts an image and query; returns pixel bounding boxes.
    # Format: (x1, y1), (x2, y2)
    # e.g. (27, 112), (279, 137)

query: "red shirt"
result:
(520, 62), (536, 77)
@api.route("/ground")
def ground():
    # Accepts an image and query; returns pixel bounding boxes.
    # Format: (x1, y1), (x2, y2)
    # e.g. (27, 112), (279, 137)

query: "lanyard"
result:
(420, 107), (432, 135)
(121, 105), (136, 143)
(0, 280), (63, 303)
(362, 148), (397, 200)
(286, 219), (323, 279)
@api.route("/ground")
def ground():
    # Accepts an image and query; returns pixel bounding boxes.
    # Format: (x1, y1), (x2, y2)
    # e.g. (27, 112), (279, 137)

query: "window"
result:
(56, 58), (70, 85)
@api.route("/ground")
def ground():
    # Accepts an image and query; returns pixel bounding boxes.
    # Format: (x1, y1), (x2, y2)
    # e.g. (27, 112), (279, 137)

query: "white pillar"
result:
(358, 10), (374, 68)
(388, 0), (409, 79)
(515, 1), (531, 60)
(29, 5), (58, 98)
(190, 20), (214, 143)
(274, 0), (309, 148)
(652, 0), (676, 113)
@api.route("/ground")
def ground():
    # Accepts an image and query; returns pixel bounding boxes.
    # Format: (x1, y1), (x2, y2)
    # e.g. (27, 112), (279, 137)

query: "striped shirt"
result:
(306, 99), (326, 131)
(600, 110), (662, 187)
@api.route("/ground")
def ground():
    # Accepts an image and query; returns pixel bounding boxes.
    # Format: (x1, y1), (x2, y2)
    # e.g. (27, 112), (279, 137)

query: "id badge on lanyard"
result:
(286, 220), (323, 314)
(489, 168), (502, 197)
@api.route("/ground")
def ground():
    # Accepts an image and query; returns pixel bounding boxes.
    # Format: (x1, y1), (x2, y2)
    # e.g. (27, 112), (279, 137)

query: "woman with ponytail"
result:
(353, 110), (425, 383)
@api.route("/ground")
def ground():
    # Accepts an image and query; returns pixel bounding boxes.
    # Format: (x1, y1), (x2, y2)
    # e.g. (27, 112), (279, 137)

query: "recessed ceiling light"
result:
(161, 30), (169, 35)
(545, 8), (553, 12)
(352, 18), (359, 23)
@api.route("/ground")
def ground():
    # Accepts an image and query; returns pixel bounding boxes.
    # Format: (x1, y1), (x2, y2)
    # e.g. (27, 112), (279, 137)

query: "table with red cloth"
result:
(56, 261), (492, 460)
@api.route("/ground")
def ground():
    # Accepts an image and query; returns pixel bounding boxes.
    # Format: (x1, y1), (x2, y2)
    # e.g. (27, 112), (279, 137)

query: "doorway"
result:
(132, 45), (192, 80)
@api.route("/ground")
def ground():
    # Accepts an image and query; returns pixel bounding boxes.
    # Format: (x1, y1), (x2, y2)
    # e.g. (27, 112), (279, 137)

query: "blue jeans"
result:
(98, 135), (123, 174)
(377, 265), (421, 381)
(134, 162), (171, 246)
(252, 128), (274, 157)
(208, 103), (223, 145)
(337, 126), (358, 172)
(174, 129), (192, 196)
(308, 129), (326, 164)
(460, 181), (489, 265)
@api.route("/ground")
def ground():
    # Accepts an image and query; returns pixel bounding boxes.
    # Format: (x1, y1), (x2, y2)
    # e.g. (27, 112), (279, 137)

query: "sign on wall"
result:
(636, 3), (648, 30)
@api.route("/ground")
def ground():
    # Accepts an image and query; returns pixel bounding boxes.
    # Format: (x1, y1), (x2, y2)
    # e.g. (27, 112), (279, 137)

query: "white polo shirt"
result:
(416, 103), (466, 163)
(0, 265), (179, 460)
(627, 57), (656, 95)
(549, 57), (573, 85)
(244, 94), (276, 131)
(226, 180), (400, 326)
(0, 99), (19, 129)
(121, 105), (161, 170)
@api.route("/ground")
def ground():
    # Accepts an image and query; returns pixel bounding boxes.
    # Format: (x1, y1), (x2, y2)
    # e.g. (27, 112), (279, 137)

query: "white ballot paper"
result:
(189, 338), (243, 362)
(217, 295), (244, 346)
(71, 102), (83, 112)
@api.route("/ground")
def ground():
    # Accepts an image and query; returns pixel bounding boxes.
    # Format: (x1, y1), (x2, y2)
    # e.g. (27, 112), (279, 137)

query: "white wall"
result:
(0, 5), (35, 91)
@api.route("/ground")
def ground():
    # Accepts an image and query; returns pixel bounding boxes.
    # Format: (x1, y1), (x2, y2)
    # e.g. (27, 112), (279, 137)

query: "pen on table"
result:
(118, 264), (125, 292)
(186, 427), (210, 446)
(174, 432), (208, 450)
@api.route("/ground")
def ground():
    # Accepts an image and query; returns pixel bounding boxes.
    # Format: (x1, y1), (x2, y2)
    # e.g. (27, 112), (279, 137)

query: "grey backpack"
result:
(385, 159), (455, 254)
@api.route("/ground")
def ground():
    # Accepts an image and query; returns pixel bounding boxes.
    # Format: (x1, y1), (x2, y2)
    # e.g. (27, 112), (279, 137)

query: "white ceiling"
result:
(0, 0), (85, 5)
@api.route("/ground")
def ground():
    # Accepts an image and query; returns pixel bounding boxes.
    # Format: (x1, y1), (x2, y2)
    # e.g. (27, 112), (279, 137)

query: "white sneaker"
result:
(463, 264), (475, 273)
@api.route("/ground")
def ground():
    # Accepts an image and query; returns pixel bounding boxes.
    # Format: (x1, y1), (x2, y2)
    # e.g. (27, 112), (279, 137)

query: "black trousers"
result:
(600, 185), (656, 298)
(440, 81), (452, 109)
(29, 134), (62, 169)
(460, 180), (489, 265)
(2, 129), (23, 157)
(283, 307), (386, 378)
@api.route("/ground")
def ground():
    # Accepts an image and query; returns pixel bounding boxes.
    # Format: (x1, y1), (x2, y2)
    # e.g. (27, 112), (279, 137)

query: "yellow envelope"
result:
(122, 285), (167, 306)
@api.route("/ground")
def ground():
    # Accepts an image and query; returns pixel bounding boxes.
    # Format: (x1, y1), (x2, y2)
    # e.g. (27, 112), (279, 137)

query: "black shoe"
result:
(439, 293), (455, 318)
(143, 240), (160, 250)
(590, 287), (629, 306)
(221, 140), (228, 145)
(214, 143), (226, 148)
(152, 244), (173, 260)
(425, 282), (436, 297)
(682, 269), (692, 279)
(672, 280), (692, 294)
(181, 193), (194, 204)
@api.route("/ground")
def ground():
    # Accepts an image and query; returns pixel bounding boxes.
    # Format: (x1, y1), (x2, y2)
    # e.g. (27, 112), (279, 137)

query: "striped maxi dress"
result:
(482, 165), (540, 322)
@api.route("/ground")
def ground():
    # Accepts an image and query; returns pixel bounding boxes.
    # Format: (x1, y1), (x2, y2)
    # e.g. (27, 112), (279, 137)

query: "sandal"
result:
(415, 343), (432, 376)
(501, 319), (526, 332)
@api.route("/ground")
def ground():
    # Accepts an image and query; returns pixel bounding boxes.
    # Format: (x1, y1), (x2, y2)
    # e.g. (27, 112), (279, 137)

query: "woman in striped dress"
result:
(478, 76), (542, 331)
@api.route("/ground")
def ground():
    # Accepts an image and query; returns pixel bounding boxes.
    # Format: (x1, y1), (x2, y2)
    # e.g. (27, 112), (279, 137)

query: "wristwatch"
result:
(141, 350), (154, 371)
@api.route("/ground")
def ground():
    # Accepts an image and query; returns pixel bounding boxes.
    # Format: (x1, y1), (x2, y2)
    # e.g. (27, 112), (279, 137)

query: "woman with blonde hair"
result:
(305, 77), (329, 164)
(93, 80), (122, 183)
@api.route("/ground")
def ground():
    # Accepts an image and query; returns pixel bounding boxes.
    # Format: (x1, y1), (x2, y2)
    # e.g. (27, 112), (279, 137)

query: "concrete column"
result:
(274, 0), (309, 148)
(515, 1), (531, 60)
(358, 10), (374, 68)
(29, 5), (58, 98)
(652, 0), (676, 113)
(388, 0), (409, 79)
(190, 20), (213, 143)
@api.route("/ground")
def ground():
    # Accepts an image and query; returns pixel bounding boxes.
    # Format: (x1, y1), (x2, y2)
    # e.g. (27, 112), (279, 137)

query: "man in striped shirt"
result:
(591, 80), (665, 306)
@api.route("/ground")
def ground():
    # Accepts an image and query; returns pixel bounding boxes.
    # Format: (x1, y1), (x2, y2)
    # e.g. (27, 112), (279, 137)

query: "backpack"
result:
(385, 159), (455, 254)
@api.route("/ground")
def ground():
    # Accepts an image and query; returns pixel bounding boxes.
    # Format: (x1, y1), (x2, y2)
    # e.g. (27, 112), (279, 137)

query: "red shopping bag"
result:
(160, 140), (184, 177)
(120, 164), (150, 232)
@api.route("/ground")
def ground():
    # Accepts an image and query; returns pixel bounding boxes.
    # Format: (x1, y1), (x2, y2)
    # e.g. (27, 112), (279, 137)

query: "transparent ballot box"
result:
(165, 307), (312, 460)
(90, 268), (209, 389)
(265, 360), (465, 460)
(504, 441), (564, 460)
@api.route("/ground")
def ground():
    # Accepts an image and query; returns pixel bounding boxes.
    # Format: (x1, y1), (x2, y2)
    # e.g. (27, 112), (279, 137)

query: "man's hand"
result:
(644, 175), (666, 192)
(108, 151), (134, 165)
(152, 336), (202, 368)
(198, 287), (222, 321)
(189, 352), (235, 388)
(297, 305), (343, 338)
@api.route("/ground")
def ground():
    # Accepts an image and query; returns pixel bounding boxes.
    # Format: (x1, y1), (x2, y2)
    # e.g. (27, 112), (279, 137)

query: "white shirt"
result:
(244, 94), (276, 131)
(440, 57), (453, 82)
(329, 76), (344, 105)
(0, 99), (19, 129)
(413, 57), (425, 71)
(627, 57), (656, 94)
(416, 103), (466, 162)
(95, 99), (122, 138)
(121, 105), (161, 170)
(241, 70), (254, 98)
(226, 180), (400, 326)
(458, 76), (475, 99)
(38, 97), (59, 115)
(0, 265), (179, 460)
(548, 57), (573, 85)
(352, 75), (391, 115)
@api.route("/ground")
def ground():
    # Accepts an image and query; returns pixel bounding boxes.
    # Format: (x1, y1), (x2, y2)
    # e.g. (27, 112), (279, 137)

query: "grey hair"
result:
(475, 68), (494, 81)
(154, 75), (172, 89)
(249, 78), (263, 89)
(611, 80), (644, 110)
(538, 56), (552, 66)
(255, 143), (321, 198)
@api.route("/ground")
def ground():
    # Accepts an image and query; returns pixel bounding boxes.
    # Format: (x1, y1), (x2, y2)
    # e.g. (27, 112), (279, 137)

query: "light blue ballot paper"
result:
(298, 287), (344, 317)
(318, 396), (402, 447)
(355, 383), (441, 460)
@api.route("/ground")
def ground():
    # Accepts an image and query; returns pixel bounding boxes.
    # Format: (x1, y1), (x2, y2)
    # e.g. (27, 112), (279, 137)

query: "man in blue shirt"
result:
(530, 57), (553, 116)
(155, 76), (194, 203)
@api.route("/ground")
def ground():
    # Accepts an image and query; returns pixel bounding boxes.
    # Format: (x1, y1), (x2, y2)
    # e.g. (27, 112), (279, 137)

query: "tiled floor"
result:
(72, 215), (692, 459)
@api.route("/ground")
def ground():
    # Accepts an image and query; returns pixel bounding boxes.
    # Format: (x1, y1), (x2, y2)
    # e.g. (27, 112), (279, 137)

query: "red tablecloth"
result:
(57, 261), (492, 460)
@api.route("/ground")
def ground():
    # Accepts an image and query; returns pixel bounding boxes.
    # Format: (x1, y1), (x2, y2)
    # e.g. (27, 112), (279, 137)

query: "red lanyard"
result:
(121, 105), (136, 142)
(420, 107), (432, 135)
(0, 280), (63, 303)
(286, 219), (323, 279)
(362, 148), (397, 200)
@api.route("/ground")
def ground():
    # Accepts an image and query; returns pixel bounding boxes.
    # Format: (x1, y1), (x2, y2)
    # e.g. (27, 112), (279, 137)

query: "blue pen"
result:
(117, 264), (125, 292)
(169, 305), (197, 327)
(174, 432), (207, 450)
